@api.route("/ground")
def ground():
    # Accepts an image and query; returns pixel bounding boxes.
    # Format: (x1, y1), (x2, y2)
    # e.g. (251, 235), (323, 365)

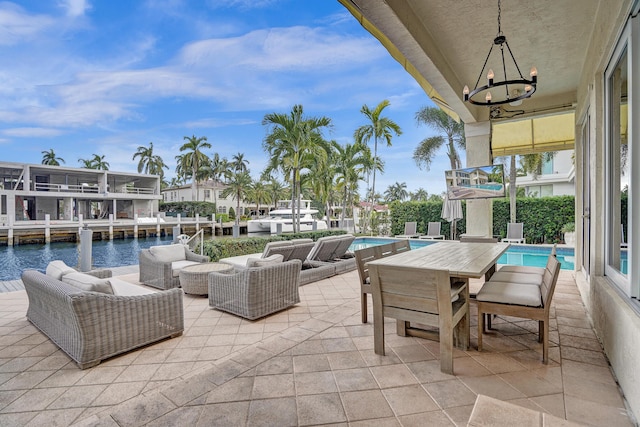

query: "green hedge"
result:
(390, 196), (576, 244)
(202, 230), (348, 261)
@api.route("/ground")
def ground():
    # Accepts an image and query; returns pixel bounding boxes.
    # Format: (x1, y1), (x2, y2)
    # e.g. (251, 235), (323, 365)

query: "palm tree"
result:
(384, 182), (408, 202)
(265, 178), (289, 210)
(246, 179), (271, 217)
(354, 100), (402, 233)
(132, 142), (168, 178)
(221, 170), (252, 225)
(410, 188), (429, 201)
(333, 141), (368, 224)
(231, 152), (249, 173)
(504, 152), (556, 222)
(41, 149), (65, 166)
(413, 106), (466, 171)
(262, 104), (331, 232)
(78, 154), (109, 170)
(179, 135), (211, 201)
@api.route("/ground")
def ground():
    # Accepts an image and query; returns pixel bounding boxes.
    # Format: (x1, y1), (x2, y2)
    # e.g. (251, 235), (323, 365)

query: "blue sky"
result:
(0, 0), (459, 196)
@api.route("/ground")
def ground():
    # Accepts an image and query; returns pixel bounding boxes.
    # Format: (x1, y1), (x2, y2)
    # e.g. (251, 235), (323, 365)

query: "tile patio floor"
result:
(0, 267), (635, 426)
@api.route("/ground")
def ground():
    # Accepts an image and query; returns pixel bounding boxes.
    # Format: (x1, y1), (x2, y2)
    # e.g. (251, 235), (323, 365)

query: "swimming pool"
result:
(349, 237), (575, 270)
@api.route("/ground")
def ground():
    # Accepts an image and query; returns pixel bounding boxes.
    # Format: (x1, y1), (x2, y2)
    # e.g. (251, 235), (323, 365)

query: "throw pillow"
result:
(149, 245), (186, 263)
(46, 261), (77, 281)
(246, 254), (284, 268)
(62, 272), (115, 294)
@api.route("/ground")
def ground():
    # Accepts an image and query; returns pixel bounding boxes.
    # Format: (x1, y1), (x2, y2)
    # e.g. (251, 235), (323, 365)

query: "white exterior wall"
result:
(518, 150), (576, 197)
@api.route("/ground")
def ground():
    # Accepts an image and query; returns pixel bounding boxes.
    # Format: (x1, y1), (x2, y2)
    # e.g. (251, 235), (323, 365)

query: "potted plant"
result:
(562, 222), (576, 246)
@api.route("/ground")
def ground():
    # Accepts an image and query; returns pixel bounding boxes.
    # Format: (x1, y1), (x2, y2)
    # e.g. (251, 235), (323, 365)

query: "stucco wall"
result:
(589, 277), (640, 421)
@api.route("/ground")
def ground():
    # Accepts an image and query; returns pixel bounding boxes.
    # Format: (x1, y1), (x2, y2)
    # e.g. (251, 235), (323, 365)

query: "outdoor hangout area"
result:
(0, 231), (634, 426)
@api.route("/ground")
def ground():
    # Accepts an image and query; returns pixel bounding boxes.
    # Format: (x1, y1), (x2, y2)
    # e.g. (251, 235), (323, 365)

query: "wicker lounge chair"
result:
(208, 259), (302, 320)
(23, 269), (184, 369)
(139, 244), (209, 290)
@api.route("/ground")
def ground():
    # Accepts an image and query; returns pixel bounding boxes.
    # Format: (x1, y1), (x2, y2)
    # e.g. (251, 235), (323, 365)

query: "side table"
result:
(179, 263), (233, 295)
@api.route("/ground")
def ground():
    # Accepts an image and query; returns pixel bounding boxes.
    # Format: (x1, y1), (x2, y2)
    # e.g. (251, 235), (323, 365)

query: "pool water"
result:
(349, 237), (575, 270)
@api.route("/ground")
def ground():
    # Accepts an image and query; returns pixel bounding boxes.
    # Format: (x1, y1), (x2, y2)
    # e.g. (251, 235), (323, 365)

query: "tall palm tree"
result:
(246, 179), (271, 217)
(503, 152), (556, 222)
(410, 188), (429, 201)
(265, 178), (289, 210)
(179, 135), (211, 201)
(221, 170), (252, 224)
(231, 152), (249, 173)
(413, 106), (466, 171)
(354, 100), (402, 233)
(262, 104), (331, 232)
(132, 142), (168, 178)
(41, 149), (65, 166)
(333, 141), (368, 223)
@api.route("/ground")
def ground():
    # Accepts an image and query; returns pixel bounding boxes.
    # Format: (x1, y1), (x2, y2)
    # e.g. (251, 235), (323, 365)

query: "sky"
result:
(0, 0), (460, 197)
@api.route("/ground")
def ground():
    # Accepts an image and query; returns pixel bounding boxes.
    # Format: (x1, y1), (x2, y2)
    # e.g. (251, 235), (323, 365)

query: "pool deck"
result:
(0, 266), (635, 426)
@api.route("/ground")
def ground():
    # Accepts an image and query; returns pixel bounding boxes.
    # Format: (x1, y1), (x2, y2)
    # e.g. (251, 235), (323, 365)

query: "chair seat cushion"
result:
(489, 271), (543, 285)
(171, 260), (202, 277)
(476, 281), (542, 307)
(110, 278), (156, 296)
(150, 245), (186, 263)
(499, 265), (545, 275)
(61, 272), (114, 294)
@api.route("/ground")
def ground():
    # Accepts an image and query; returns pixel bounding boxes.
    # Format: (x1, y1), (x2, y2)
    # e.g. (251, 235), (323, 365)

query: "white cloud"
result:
(0, 3), (55, 45)
(2, 127), (65, 137)
(59, 0), (90, 17)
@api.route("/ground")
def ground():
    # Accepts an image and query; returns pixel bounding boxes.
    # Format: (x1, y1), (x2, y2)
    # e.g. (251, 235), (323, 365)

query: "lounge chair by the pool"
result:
(501, 222), (525, 244)
(396, 221), (421, 238)
(419, 222), (445, 240)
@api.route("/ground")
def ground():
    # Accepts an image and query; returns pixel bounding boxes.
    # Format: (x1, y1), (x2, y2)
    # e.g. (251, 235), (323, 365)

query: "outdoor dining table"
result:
(366, 241), (510, 347)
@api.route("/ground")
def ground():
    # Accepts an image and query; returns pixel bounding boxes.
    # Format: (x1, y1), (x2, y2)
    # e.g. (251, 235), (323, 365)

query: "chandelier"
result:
(463, 0), (537, 106)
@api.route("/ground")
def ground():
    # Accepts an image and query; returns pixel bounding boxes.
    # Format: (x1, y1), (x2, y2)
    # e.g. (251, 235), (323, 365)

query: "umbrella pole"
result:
(451, 219), (457, 240)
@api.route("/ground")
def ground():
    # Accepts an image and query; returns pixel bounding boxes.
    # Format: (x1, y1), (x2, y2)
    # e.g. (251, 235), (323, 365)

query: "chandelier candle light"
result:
(463, 0), (537, 106)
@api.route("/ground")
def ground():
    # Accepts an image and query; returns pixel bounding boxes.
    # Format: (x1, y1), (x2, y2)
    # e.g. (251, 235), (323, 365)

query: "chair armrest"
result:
(83, 269), (113, 279)
(186, 249), (209, 263)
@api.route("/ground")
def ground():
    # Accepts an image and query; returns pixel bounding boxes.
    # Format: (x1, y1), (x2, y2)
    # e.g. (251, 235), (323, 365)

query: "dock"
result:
(0, 217), (248, 246)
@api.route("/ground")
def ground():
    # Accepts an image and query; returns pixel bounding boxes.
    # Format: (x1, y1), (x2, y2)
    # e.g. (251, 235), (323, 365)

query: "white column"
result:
(45, 214), (51, 243)
(464, 121), (493, 237)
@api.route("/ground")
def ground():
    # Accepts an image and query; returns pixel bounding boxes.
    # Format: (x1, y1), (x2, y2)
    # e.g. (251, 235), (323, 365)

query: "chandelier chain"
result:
(497, 0), (502, 35)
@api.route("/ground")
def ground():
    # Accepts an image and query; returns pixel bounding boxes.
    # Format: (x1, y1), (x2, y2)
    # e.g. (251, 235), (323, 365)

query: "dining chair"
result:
(459, 236), (499, 243)
(501, 222), (525, 244)
(356, 240), (411, 323)
(476, 254), (561, 363)
(370, 264), (469, 374)
(419, 222), (445, 240)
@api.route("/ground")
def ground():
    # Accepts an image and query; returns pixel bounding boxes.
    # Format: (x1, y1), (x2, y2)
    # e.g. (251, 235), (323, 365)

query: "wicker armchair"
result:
(208, 259), (302, 320)
(23, 270), (184, 369)
(139, 244), (209, 290)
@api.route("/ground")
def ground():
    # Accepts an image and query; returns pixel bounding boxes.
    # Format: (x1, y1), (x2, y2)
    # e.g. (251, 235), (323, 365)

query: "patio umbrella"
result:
(441, 195), (463, 240)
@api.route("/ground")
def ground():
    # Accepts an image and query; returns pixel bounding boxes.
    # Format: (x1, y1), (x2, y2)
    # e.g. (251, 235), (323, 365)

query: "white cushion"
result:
(110, 278), (156, 296)
(247, 254), (284, 268)
(61, 272), (114, 294)
(489, 271), (543, 286)
(150, 245), (186, 263)
(476, 281), (542, 307)
(499, 265), (545, 275)
(170, 260), (201, 276)
(46, 261), (76, 281)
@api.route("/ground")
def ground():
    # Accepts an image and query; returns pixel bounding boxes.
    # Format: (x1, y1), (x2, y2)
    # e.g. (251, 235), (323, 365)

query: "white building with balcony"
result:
(517, 150), (576, 197)
(0, 161), (161, 225)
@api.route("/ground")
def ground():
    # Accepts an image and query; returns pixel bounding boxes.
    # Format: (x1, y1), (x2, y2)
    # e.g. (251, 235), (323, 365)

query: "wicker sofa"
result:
(23, 266), (184, 369)
(208, 259), (302, 320)
(139, 244), (209, 290)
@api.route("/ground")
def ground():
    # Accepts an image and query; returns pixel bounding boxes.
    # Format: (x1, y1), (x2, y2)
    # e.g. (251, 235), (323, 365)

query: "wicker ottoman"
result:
(179, 263), (233, 295)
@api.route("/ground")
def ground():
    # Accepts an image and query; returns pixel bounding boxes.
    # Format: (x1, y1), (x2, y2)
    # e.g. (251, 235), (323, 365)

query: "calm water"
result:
(0, 236), (175, 281)
(350, 237), (576, 270)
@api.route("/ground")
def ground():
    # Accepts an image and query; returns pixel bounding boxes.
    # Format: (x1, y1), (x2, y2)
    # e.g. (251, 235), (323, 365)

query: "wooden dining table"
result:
(366, 241), (510, 353)
(367, 241), (510, 280)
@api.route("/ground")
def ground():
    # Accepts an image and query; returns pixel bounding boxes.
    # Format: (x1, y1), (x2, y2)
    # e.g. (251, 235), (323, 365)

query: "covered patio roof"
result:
(339, 0), (602, 155)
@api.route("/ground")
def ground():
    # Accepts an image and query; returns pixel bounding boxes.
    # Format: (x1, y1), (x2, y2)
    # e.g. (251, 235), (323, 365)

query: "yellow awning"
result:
(338, 0), (460, 122)
(491, 111), (575, 157)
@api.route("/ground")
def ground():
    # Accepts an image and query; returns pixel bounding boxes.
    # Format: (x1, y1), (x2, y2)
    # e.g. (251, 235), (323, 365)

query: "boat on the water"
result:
(247, 200), (328, 234)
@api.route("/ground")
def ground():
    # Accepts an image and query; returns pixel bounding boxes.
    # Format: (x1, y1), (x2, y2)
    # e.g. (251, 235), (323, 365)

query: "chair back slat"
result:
(541, 255), (561, 308)
(355, 246), (378, 286)
(392, 240), (411, 254)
